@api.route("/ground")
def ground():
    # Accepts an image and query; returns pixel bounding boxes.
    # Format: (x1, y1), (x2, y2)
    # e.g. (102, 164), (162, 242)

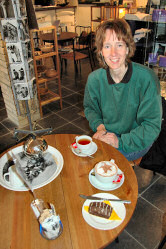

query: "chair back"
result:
(87, 31), (96, 50)
(75, 25), (91, 37)
(79, 31), (89, 45)
(75, 25), (95, 51)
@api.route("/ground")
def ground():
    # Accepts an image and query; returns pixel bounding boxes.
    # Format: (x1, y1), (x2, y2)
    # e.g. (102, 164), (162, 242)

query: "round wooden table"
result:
(41, 31), (77, 44)
(0, 134), (138, 249)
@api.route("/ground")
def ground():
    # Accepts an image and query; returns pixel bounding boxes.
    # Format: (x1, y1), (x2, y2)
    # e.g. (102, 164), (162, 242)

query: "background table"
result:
(41, 31), (77, 44)
(0, 134), (138, 249)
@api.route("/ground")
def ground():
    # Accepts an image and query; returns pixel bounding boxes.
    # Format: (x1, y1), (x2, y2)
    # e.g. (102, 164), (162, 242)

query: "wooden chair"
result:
(158, 212), (166, 249)
(75, 25), (96, 68)
(158, 236), (166, 249)
(129, 157), (142, 169)
(59, 25), (94, 78)
(129, 156), (157, 177)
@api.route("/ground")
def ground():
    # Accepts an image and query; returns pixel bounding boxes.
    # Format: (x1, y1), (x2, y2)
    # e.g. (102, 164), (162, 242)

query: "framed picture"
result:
(22, 40), (32, 61)
(10, 63), (27, 83)
(0, 0), (15, 18)
(14, 82), (30, 100)
(17, 18), (29, 41)
(12, 0), (27, 18)
(25, 59), (35, 81)
(1, 18), (19, 42)
(28, 77), (36, 98)
(6, 42), (24, 63)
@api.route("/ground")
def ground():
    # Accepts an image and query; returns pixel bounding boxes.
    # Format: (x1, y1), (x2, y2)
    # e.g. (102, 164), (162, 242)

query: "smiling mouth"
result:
(110, 58), (119, 63)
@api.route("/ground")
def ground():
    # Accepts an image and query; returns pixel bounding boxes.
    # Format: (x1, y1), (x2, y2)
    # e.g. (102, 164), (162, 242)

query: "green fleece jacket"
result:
(84, 62), (162, 153)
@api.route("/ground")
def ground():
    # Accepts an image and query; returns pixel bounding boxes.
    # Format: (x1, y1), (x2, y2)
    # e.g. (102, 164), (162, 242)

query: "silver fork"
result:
(69, 145), (94, 158)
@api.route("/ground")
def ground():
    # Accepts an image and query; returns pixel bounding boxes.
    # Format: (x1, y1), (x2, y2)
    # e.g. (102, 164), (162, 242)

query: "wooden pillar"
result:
(0, 33), (40, 128)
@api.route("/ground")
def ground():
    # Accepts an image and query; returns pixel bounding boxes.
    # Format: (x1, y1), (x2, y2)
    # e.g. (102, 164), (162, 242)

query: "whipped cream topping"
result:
(96, 161), (117, 177)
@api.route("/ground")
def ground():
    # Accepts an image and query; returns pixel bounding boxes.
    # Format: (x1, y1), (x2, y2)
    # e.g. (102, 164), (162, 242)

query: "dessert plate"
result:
(0, 145), (63, 191)
(89, 168), (124, 191)
(82, 193), (126, 230)
(71, 142), (97, 157)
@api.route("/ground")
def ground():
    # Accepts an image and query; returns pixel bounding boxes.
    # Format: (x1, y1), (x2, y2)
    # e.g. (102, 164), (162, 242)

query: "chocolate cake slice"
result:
(89, 202), (113, 219)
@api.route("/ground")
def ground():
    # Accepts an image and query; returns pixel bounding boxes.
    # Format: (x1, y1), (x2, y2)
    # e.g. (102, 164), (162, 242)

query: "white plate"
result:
(0, 145), (63, 191)
(71, 142), (97, 157)
(89, 168), (124, 191)
(82, 193), (126, 230)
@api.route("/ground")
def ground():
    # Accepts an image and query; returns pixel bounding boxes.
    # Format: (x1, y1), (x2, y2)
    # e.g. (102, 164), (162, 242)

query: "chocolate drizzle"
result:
(89, 202), (113, 219)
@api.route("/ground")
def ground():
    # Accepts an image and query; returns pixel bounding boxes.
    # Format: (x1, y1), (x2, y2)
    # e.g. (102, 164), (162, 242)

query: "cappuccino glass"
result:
(94, 160), (118, 183)
(4, 165), (25, 187)
(76, 135), (92, 152)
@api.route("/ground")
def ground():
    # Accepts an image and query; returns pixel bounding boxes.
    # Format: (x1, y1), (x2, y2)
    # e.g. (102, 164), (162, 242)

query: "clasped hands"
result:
(93, 124), (119, 148)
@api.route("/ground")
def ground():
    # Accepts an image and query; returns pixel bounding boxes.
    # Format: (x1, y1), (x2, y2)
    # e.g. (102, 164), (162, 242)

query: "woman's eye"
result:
(103, 45), (110, 49)
(117, 44), (123, 48)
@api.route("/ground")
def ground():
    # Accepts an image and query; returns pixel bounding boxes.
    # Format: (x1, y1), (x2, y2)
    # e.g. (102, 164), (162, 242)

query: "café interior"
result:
(0, 0), (166, 248)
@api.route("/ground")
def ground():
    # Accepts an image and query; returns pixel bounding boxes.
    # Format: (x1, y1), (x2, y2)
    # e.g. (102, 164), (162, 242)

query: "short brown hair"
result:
(96, 18), (136, 67)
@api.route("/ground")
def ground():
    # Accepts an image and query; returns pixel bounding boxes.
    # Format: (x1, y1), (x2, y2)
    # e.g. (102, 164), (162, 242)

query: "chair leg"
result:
(88, 49), (94, 71)
(74, 68), (77, 86)
(74, 60), (78, 74)
(53, 55), (56, 69)
(158, 235), (166, 249)
(64, 59), (67, 70)
(79, 60), (81, 74)
(60, 58), (63, 76)
(91, 49), (96, 67)
(115, 237), (119, 243)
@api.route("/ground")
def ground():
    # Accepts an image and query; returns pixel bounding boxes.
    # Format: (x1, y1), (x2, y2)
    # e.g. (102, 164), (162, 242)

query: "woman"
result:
(83, 19), (162, 161)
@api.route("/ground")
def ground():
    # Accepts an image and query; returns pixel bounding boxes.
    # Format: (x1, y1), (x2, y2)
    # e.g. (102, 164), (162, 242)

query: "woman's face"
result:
(101, 29), (128, 71)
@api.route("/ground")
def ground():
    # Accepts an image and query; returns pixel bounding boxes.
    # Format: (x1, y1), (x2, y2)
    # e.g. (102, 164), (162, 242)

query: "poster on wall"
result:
(6, 42), (24, 63)
(14, 82), (30, 100)
(0, 0), (15, 18)
(1, 18), (19, 42)
(10, 63), (27, 83)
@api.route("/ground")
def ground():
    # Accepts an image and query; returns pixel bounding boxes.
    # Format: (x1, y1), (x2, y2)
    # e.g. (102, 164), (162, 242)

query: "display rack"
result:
(144, 9), (166, 89)
(30, 26), (62, 117)
(91, 6), (118, 31)
(0, 0), (53, 140)
(144, 6), (166, 98)
(90, 5), (129, 31)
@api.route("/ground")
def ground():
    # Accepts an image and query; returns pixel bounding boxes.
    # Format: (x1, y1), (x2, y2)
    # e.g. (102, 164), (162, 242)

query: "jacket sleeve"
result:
(118, 72), (162, 152)
(83, 75), (104, 131)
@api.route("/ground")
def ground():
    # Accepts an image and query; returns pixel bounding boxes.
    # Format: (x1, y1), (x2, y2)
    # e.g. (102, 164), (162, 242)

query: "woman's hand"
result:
(93, 124), (107, 140)
(97, 132), (119, 148)
(93, 125), (119, 148)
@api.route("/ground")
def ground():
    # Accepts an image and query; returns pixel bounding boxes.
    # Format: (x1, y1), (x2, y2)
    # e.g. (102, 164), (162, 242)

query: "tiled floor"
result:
(0, 59), (166, 249)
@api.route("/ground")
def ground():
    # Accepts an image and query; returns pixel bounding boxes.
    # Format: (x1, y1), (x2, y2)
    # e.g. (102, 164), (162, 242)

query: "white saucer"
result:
(71, 142), (97, 157)
(89, 168), (124, 191)
(82, 193), (126, 230)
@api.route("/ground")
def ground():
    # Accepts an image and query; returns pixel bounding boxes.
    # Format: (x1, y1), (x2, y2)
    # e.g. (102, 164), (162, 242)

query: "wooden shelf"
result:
(35, 5), (77, 12)
(91, 5), (119, 31)
(37, 74), (59, 84)
(30, 26), (62, 117)
(40, 90), (61, 106)
(34, 51), (58, 60)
